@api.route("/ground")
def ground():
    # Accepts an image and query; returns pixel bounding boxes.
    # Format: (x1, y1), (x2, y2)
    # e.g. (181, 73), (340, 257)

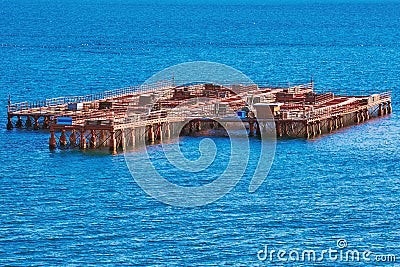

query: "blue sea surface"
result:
(0, 1), (399, 265)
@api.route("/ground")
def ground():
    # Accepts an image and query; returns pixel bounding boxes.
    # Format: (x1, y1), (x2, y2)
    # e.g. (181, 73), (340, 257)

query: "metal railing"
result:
(302, 91), (391, 120)
(8, 80), (173, 112)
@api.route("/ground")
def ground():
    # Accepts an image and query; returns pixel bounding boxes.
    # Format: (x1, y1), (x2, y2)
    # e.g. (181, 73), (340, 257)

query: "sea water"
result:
(0, 1), (399, 265)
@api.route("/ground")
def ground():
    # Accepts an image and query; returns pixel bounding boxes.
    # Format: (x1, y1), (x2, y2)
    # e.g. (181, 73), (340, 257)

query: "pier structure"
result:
(6, 80), (392, 153)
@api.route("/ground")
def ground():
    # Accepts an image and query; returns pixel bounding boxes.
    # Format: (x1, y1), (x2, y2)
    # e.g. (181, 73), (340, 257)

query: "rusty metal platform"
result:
(6, 80), (392, 153)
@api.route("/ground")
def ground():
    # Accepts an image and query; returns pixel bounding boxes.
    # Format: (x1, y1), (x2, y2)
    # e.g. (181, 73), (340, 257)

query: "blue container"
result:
(57, 117), (73, 125)
(237, 111), (246, 119)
